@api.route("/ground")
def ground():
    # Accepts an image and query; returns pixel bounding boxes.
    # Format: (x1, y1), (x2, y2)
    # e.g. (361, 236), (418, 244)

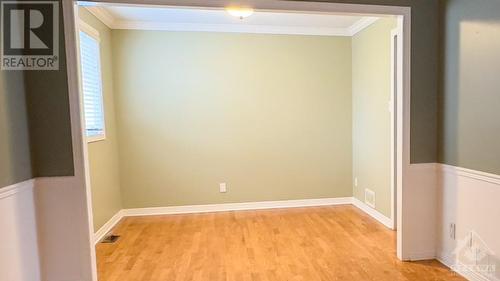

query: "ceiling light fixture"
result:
(226, 7), (254, 19)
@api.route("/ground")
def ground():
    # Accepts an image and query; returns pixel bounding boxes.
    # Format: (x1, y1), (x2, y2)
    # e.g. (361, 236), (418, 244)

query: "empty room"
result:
(1, 1), (499, 281)
(76, 2), (454, 280)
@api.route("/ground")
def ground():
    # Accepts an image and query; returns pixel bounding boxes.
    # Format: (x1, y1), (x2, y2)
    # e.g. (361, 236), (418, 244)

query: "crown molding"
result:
(348, 17), (379, 36)
(85, 6), (117, 28)
(112, 20), (352, 36)
(84, 6), (377, 37)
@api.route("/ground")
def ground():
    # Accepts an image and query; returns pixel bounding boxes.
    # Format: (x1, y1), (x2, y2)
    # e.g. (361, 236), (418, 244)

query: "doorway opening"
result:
(62, 1), (410, 280)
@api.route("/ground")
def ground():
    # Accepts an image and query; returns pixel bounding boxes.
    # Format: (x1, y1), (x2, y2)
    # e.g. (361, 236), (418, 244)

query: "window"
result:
(79, 22), (105, 142)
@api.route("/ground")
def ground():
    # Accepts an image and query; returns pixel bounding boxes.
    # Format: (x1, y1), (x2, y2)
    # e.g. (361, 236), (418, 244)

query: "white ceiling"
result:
(84, 5), (379, 36)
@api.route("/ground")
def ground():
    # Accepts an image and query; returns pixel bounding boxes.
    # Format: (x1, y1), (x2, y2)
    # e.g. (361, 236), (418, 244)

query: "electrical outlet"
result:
(449, 223), (456, 240)
(219, 183), (227, 193)
(354, 178), (358, 187)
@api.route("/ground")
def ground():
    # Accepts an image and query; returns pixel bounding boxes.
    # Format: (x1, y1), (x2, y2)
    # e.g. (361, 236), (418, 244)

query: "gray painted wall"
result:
(439, 0), (500, 175)
(0, 0), (71, 188)
(25, 0), (74, 178)
(0, 71), (33, 188)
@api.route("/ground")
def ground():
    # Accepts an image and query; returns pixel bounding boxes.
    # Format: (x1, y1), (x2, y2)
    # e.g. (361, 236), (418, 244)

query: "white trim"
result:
(437, 252), (495, 281)
(123, 197), (353, 217)
(348, 17), (378, 35)
(406, 251), (436, 261)
(77, 19), (107, 144)
(436, 165), (500, 281)
(0, 179), (35, 199)
(63, 1), (99, 281)
(438, 164), (500, 185)
(390, 24), (402, 232)
(112, 21), (352, 36)
(78, 19), (100, 40)
(436, 252), (454, 271)
(414, 162), (500, 185)
(82, 6), (378, 37)
(398, 13), (410, 260)
(68, 0), (411, 272)
(352, 197), (393, 229)
(85, 6), (116, 28)
(0, 178), (40, 281)
(93, 210), (125, 244)
(93, 197), (402, 245)
(87, 135), (106, 143)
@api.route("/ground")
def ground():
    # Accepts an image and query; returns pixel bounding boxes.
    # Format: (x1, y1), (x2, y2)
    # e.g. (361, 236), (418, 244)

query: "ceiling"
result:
(84, 5), (379, 36)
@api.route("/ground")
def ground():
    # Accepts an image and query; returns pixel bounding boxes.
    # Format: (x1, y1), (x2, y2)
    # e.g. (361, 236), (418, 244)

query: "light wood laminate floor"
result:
(96, 205), (464, 281)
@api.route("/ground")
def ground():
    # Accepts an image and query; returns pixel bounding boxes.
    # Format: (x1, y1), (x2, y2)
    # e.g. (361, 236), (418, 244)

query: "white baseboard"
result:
(95, 196), (398, 245)
(94, 210), (125, 244)
(122, 197), (353, 217)
(351, 197), (394, 229)
(406, 251), (437, 261)
(437, 252), (496, 281)
(95, 197), (353, 243)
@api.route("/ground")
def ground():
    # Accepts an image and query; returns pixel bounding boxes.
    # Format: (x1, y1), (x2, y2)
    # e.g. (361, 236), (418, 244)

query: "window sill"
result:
(87, 135), (106, 143)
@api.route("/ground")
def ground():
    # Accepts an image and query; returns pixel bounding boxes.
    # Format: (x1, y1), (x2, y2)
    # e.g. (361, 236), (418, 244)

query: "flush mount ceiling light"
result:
(226, 7), (254, 19)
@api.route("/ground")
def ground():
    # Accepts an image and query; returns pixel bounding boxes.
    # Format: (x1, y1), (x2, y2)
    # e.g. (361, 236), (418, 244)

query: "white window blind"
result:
(79, 29), (105, 141)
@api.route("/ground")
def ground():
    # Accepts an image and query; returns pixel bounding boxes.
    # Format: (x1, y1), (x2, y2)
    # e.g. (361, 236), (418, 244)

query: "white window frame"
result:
(78, 19), (106, 143)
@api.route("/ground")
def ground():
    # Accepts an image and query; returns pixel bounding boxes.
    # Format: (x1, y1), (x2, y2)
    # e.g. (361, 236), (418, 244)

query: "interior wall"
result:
(439, 0), (500, 175)
(0, 71), (32, 188)
(79, 7), (123, 230)
(352, 18), (397, 218)
(0, 53), (39, 281)
(25, 0), (74, 178)
(21, 0), (440, 181)
(0, 181), (41, 281)
(437, 0), (500, 277)
(437, 166), (500, 279)
(112, 30), (353, 208)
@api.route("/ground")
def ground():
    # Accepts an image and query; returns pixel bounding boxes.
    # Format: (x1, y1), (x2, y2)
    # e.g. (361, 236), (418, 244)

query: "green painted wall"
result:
(17, 0), (439, 184)
(0, 71), (33, 188)
(112, 31), (353, 208)
(439, 0), (500, 175)
(79, 8), (123, 230)
(352, 18), (397, 217)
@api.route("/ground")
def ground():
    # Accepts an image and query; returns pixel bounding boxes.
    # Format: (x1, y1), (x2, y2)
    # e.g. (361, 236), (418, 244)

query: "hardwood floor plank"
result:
(96, 205), (465, 281)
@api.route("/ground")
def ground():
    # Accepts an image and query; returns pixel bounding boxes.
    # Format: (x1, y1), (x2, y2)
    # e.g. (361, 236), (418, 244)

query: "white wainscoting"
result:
(0, 179), (41, 281)
(35, 176), (96, 281)
(437, 164), (500, 281)
(403, 163), (438, 261)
